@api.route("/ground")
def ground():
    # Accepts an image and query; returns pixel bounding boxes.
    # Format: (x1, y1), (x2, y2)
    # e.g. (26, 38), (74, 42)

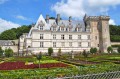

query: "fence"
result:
(54, 71), (120, 79)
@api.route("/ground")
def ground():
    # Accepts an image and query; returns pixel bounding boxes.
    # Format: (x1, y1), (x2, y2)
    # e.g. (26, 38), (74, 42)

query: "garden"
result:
(0, 47), (120, 78)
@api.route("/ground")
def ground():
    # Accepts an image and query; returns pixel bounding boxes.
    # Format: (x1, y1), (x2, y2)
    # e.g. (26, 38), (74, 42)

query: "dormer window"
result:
(40, 26), (43, 30)
(61, 27), (64, 31)
(53, 27), (56, 31)
(38, 21), (44, 30)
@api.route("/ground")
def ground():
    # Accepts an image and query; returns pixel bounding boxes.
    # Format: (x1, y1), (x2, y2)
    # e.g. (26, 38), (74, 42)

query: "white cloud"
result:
(51, 0), (120, 19)
(109, 19), (116, 25)
(0, 18), (20, 33)
(16, 15), (28, 20)
(0, 0), (9, 4)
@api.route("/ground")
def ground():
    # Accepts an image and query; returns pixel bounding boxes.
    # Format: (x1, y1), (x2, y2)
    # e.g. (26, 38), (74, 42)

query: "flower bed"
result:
(0, 61), (69, 70)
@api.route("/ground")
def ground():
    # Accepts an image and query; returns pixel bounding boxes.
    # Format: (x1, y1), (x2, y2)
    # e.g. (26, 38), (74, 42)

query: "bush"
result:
(117, 46), (120, 53)
(5, 48), (13, 57)
(112, 45), (120, 48)
(82, 50), (88, 58)
(107, 46), (113, 53)
(90, 48), (97, 54)
(48, 47), (53, 56)
(0, 47), (3, 57)
(58, 48), (61, 56)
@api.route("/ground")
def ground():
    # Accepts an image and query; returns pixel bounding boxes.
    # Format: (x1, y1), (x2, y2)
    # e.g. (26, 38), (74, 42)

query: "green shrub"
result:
(90, 48), (97, 54)
(0, 47), (3, 57)
(82, 50), (88, 58)
(5, 48), (13, 57)
(107, 46), (113, 53)
(48, 47), (53, 56)
(58, 48), (61, 56)
(117, 46), (120, 53)
(112, 45), (120, 48)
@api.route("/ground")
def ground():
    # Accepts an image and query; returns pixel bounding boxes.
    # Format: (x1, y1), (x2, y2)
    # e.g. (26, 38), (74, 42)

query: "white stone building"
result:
(19, 14), (111, 54)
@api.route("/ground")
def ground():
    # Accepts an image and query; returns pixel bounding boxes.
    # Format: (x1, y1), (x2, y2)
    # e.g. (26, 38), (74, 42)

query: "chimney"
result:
(69, 16), (72, 22)
(46, 15), (49, 23)
(56, 14), (60, 25)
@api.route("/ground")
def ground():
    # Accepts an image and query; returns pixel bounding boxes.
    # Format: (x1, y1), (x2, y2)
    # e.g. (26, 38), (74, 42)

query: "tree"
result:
(48, 47), (53, 56)
(5, 48), (13, 57)
(0, 25), (32, 40)
(117, 46), (120, 53)
(90, 48), (97, 54)
(0, 47), (3, 57)
(82, 50), (88, 58)
(36, 52), (42, 68)
(58, 48), (61, 56)
(0, 30), (17, 40)
(107, 46), (113, 53)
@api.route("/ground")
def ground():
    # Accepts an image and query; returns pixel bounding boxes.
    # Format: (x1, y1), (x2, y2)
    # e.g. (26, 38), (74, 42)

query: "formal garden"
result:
(0, 46), (120, 79)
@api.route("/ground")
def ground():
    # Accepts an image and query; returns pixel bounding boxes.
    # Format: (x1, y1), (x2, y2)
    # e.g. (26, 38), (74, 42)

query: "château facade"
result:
(19, 14), (111, 54)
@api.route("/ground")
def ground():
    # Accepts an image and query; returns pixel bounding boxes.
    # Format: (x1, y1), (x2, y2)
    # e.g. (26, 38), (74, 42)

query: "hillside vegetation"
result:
(0, 25), (31, 40)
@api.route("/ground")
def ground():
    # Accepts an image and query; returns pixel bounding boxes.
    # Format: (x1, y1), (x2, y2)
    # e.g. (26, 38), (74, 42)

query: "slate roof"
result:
(0, 40), (14, 46)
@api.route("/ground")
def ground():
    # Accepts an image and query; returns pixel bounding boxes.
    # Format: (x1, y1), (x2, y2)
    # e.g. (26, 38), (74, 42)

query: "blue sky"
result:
(0, 0), (120, 32)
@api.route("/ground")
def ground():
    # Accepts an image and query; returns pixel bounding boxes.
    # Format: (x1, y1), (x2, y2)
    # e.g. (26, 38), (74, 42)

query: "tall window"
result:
(61, 42), (65, 47)
(88, 35), (90, 39)
(88, 42), (90, 47)
(40, 42), (43, 47)
(69, 42), (72, 47)
(69, 35), (72, 40)
(40, 34), (43, 39)
(40, 26), (43, 30)
(78, 35), (81, 39)
(53, 42), (56, 47)
(53, 34), (56, 39)
(78, 42), (81, 47)
(61, 35), (64, 40)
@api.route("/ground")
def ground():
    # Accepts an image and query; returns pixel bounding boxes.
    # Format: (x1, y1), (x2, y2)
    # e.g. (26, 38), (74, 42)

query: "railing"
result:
(54, 71), (120, 79)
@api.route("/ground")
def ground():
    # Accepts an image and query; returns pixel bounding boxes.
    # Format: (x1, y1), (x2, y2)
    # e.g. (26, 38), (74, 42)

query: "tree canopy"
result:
(109, 25), (120, 42)
(0, 25), (32, 40)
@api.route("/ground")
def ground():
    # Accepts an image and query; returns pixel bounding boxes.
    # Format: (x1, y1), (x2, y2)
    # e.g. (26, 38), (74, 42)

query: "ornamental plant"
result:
(82, 50), (88, 58)
(117, 46), (120, 53)
(90, 47), (97, 54)
(5, 48), (13, 57)
(0, 47), (3, 57)
(36, 52), (42, 68)
(107, 46), (113, 53)
(48, 47), (53, 56)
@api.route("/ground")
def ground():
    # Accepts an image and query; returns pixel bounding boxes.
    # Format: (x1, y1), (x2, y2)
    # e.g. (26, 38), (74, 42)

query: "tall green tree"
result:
(48, 47), (53, 56)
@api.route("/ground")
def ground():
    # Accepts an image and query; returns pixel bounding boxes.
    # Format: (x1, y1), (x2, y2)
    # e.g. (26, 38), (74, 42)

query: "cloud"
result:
(0, 0), (9, 4)
(51, 0), (120, 19)
(0, 18), (20, 33)
(16, 15), (28, 20)
(109, 19), (116, 25)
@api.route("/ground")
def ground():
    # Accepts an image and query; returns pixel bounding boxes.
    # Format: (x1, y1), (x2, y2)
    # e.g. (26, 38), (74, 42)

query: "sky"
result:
(0, 0), (120, 32)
